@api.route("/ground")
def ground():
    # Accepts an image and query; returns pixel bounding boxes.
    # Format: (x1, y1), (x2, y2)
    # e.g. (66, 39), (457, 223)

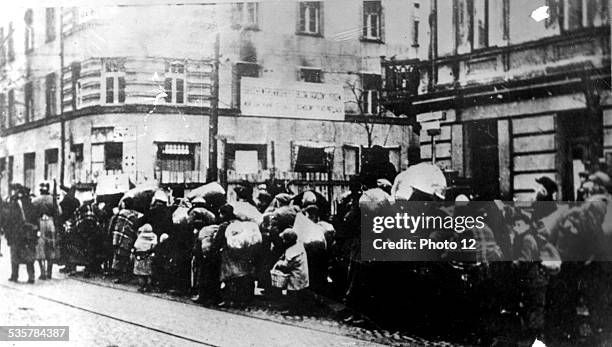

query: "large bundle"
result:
(225, 220), (262, 250)
(188, 207), (216, 226)
(293, 213), (327, 252)
(231, 201), (263, 224)
(186, 182), (226, 213)
(172, 199), (192, 225)
(359, 187), (393, 216)
(121, 184), (159, 213)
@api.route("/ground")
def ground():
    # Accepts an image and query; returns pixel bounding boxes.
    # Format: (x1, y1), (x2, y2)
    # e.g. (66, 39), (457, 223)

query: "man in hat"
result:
(6, 184), (37, 283)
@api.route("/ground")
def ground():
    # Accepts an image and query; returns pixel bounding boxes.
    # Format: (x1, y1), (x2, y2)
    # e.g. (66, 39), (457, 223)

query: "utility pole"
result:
(207, 32), (220, 182)
(59, 7), (66, 188)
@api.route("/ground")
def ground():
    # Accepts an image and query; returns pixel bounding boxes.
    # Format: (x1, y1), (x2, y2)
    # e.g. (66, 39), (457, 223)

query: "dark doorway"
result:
(557, 111), (602, 201)
(464, 119), (499, 200)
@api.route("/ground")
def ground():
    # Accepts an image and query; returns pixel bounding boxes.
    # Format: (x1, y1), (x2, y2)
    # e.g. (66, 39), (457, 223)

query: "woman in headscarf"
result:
(111, 197), (141, 283)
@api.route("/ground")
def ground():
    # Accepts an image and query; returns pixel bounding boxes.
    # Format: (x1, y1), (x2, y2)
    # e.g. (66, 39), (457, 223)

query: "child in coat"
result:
(275, 228), (309, 314)
(133, 224), (158, 293)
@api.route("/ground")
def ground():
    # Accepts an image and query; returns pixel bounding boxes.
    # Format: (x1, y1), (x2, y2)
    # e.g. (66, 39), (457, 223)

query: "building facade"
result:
(382, 0), (611, 200)
(0, 1), (424, 197)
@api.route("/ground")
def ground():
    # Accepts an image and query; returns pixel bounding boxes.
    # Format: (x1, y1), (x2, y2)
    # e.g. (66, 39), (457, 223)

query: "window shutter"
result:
(298, 3), (306, 32)
(164, 78), (172, 103)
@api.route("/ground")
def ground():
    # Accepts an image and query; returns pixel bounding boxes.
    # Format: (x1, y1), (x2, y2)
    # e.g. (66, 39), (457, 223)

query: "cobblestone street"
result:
(0, 237), (457, 347)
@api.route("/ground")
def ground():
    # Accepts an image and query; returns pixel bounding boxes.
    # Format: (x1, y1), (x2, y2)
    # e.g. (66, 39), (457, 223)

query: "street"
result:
(0, 238), (457, 347)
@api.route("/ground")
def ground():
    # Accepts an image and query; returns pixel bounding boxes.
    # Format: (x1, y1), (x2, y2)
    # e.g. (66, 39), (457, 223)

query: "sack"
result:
(172, 206), (191, 225)
(359, 188), (392, 216)
(231, 201), (263, 224)
(293, 213), (326, 251)
(225, 221), (262, 250)
(187, 182), (227, 212)
(198, 225), (219, 255)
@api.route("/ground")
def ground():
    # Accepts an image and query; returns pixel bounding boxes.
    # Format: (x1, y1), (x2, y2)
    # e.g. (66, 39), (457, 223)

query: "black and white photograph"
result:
(0, 0), (610, 346)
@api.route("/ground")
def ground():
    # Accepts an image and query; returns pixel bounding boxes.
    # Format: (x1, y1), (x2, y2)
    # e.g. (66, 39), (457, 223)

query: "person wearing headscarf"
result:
(111, 197), (141, 283)
(58, 186), (80, 274)
(32, 181), (60, 280)
(133, 224), (158, 293)
(274, 228), (309, 314)
(74, 196), (104, 277)
(190, 207), (220, 304)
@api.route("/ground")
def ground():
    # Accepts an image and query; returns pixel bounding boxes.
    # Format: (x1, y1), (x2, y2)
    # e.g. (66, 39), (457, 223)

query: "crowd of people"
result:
(1, 154), (612, 345)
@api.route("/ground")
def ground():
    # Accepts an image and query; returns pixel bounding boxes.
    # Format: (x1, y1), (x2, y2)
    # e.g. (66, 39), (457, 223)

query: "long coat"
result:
(5, 196), (38, 264)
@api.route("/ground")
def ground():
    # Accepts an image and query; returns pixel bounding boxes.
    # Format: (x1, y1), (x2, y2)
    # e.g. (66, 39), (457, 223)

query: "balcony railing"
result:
(381, 26), (611, 108)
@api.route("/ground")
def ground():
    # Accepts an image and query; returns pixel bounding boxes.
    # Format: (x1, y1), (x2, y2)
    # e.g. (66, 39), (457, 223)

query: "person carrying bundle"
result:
(272, 228), (309, 315)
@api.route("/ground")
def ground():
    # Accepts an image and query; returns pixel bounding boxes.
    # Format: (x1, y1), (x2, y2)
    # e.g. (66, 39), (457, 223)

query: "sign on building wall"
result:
(240, 77), (345, 121)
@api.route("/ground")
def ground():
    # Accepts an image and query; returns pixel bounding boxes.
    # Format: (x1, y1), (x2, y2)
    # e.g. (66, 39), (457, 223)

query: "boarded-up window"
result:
(225, 143), (267, 173)
(233, 62), (259, 108)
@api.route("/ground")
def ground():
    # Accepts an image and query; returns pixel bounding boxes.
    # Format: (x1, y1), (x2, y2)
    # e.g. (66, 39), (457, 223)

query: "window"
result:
(24, 82), (33, 122)
(412, 19), (420, 47)
(46, 8), (56, 42)
(0, 93), (5, 129)
(472, 0), (488, 49)
(7, 89), (15, 127)
(156, 142), (199, 174)
(0, 157), (6, 193)
(232, 2), (259, 29)
(363, 1), (382, 40)
(24, 9), (34, 53)
(8, 156), (13, 183)
(44, 148), (58, 181)
(7, 22), (14, 62)
(567, 0), (584, 29)
(225, 143), (267, 174)
(0, 27), (5, 67)
(294, 146), (328, 172)
(70, 62), (81, 109)
(233, 61), (259, 108)
(71, 144), (84, 162)
(23, 152), (36, 191)
(92, 142), (123, 172)
(300, 67), (322, 83)
(45, 73), (57, 117)
(164, 61), (185, 104)
(502, 0), (510, 40)
(298, 2), (322, 35)
(564, 0), (608, 29)
(360, 74), (381, 115)
(104, 142), (123, 170)
(104, 59), (126, 104)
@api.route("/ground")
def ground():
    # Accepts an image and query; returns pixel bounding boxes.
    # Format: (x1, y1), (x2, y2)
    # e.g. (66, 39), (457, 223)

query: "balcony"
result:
(382, 26), (611, 114)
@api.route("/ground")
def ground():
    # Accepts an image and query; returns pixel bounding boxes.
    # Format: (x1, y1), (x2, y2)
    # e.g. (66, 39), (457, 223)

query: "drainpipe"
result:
(427, 128), (441, 165)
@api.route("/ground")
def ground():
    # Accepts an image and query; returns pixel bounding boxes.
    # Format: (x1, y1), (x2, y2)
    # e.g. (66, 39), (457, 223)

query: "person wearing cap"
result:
(32, 181), (60, 280)
(132, 224), (158, 293)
